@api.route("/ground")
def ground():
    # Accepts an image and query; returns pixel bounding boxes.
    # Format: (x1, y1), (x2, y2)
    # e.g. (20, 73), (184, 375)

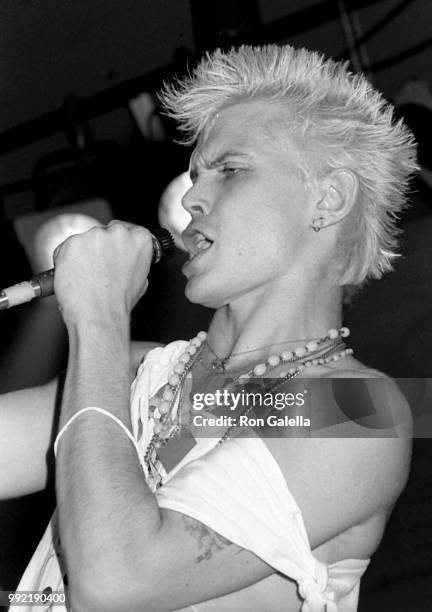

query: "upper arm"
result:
(85, 505), (272, 612)
(0, 377), (60, 499)
(146, 509), (273, 610)
(266, 375), (412, 548)
(266, 435), (410, 550)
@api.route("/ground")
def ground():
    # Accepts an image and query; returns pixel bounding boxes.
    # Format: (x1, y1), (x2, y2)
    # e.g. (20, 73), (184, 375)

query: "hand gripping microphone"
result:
(0, 228), (175, 311)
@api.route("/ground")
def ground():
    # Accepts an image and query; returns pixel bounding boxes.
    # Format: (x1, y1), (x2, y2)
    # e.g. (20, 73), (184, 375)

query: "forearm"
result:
(55, 313), (162, 604)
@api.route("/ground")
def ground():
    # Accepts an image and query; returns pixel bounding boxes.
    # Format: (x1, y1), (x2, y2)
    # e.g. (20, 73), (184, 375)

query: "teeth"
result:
(188, 232), (213, 260)
(196, 237), (212, 251)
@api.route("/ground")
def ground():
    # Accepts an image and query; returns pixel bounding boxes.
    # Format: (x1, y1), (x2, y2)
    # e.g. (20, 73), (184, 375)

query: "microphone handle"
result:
(34, 269), (55, 298)
(0, 228), (174, 311)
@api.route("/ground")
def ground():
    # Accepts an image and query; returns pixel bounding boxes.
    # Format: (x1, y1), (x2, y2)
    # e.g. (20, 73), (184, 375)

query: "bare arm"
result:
(0, 378), (59, 499)
(0, 340), (158, 501)
(54, 253), (272, 612)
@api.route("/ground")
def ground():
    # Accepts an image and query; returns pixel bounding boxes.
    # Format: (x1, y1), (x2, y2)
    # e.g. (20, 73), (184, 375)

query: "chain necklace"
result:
(201, 328), (349, 372)
(142, 328), (352, 486)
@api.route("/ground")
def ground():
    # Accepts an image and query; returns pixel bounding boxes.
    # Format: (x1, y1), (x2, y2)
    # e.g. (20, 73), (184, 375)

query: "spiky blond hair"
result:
(160, 45), (418, 298)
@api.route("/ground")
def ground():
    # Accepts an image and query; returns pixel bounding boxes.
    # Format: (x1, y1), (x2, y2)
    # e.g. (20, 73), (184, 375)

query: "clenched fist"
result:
(53, 220), (153, 324)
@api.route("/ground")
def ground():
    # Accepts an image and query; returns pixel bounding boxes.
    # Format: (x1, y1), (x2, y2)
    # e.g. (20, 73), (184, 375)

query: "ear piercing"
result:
(310, 216), (325, 232)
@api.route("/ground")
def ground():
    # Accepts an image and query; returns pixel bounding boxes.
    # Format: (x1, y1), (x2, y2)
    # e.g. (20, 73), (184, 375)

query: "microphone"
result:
(0, 228), (175, 311)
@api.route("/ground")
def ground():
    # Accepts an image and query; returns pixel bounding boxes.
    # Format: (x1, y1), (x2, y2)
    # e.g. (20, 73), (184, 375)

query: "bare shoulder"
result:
(264, 359), (413, 545)
(316, 356), (413, 437)
(319, 354), (390, 378)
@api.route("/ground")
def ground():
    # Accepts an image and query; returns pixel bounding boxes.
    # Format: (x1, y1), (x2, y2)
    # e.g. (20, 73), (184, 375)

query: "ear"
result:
(313, 169), (358, 229)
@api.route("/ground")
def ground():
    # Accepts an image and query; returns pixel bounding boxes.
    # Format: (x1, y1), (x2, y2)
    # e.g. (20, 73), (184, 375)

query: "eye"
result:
(220, 165), (241, 178)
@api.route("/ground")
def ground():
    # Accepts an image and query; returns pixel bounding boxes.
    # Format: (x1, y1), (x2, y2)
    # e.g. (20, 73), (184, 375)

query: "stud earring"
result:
(310, 216), (325, 232)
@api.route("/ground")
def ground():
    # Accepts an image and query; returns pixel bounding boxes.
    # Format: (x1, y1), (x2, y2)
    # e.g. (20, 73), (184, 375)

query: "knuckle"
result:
(132, 226), (152, 244)
(90, 223), (104, 231)
(131, 225), (148, 239)
(106, 220), (132, 236)
(107, 220), (125, 232)
(87, 225), (104, 237)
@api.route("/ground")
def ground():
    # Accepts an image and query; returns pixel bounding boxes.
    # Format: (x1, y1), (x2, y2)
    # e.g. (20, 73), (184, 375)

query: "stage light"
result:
(13, 198), (113, 272)
(34, 213), (102, 271)
(158, 172), (192, 250)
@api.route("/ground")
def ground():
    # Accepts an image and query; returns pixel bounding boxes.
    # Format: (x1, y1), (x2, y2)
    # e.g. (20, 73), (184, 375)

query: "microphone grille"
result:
(153, 228), (175, 259)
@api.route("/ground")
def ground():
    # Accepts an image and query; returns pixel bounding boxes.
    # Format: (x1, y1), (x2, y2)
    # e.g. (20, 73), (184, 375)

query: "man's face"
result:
(181, 100), (318, 309)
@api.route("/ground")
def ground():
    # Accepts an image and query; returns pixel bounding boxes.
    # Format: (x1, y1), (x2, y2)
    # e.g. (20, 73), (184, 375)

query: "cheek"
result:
(219, 219), (280, 265)
(219, 189), (307, 260)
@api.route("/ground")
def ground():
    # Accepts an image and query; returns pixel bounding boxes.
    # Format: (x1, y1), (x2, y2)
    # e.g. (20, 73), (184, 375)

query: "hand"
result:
(53, 220), (153, 323)
(33, 213), (103, 273)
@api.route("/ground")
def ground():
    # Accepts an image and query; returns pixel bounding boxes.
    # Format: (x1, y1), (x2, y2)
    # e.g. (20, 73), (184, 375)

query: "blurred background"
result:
(1, 1), (432, 610)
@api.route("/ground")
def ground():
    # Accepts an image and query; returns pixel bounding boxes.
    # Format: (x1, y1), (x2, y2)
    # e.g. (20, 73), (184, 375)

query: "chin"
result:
(184, 279), (226, 310)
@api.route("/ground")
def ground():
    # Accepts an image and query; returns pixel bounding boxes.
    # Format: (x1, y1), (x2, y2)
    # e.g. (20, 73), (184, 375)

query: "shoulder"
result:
(315, 358), (412, 437)
(317, 354), (389, 379)
(264, 361), (412, 532)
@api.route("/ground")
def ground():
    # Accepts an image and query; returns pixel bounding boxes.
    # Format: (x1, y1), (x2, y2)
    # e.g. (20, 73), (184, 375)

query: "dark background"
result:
(1, 1), (432, 610)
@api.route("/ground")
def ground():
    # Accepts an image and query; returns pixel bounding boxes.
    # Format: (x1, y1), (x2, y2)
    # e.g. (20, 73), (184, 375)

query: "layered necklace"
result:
(144, 327), (352, 482)
(201, 328), (350, 373)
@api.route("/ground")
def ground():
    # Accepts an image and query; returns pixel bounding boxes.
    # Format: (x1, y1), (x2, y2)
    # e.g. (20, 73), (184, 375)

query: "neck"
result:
(205, 280), (343, 372)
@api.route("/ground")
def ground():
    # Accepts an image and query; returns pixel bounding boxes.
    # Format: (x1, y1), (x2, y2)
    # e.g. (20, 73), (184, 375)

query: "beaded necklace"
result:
(202, 329), (347, 372)
(143, 327), (352, 484)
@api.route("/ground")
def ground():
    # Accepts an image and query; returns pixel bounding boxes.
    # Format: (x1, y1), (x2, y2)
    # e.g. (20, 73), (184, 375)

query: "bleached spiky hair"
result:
(160, 45), (418, 298)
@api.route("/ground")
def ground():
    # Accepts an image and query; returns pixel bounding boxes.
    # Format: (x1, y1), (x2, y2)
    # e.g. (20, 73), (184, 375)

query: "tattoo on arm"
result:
(182, 515), (234, 563)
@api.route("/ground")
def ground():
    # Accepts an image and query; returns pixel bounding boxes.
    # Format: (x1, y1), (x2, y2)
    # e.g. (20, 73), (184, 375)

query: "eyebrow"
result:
(189, 150), (253, 178)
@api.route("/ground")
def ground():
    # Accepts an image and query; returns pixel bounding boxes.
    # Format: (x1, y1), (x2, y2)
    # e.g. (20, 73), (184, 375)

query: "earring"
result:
(310, 216), (325, 232)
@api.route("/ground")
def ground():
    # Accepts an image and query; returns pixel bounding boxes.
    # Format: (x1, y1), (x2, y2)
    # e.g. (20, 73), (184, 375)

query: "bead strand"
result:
(144, 332), (207, 464)
(142, 327), (353, 469)
(239, 327), (350, 379)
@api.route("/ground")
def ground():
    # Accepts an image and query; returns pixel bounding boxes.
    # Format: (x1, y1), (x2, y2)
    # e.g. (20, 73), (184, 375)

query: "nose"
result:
(181, 181), (211, 217)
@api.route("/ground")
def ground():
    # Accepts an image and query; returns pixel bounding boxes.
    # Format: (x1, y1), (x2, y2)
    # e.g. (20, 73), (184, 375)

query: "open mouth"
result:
(183, 228), (214, 263)
(189, 233), (213, 261)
